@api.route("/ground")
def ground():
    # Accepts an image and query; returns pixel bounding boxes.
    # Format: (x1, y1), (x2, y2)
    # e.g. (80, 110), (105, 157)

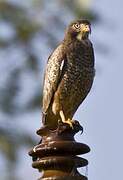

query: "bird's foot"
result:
(58, 118), (83, 134)
(59, 110), (75, 129)
(63, 118), (75, 129)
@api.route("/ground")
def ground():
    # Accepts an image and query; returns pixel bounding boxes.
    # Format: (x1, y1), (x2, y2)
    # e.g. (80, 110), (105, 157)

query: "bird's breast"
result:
(59, 43), (94, 96)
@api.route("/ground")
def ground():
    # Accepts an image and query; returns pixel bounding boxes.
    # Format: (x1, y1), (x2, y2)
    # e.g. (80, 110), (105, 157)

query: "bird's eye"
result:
(73, 23), (80, 29)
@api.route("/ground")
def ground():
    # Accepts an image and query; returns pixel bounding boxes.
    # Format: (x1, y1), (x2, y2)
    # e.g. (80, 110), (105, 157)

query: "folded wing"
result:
(42, 44), (66, 114)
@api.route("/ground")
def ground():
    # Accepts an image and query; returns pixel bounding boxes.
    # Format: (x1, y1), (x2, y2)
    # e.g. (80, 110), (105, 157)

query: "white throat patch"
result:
(76, 32), (83, 41)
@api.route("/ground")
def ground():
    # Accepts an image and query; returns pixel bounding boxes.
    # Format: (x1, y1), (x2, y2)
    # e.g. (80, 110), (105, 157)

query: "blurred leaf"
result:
(0, 1), (25, 22)
(26, 92), (42, 110)
(15, 20), (40, 42)
(25, 53), (40, 72)
(0, 69), (20, 114)
(0, 125), (35, 162)
(74, 8), (99, 22)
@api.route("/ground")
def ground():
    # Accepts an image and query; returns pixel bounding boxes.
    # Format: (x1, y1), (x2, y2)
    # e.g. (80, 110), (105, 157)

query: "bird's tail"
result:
(42, 111), (47, 125)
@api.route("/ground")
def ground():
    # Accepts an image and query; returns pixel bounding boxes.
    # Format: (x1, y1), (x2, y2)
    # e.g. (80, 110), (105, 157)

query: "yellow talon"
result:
(59, 110), (75, 129)
(65, 118), (74, 129)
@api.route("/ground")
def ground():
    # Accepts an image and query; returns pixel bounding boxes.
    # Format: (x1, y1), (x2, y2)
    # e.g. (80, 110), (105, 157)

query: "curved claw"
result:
(65, 118), (74, 129)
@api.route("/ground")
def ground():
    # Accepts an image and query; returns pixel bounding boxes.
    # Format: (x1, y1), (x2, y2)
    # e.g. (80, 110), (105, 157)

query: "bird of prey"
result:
(42, 19), (95, 130)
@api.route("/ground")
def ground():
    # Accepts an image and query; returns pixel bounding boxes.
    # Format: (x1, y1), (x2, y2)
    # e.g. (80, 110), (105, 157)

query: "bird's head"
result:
(65, 19), (91, 41)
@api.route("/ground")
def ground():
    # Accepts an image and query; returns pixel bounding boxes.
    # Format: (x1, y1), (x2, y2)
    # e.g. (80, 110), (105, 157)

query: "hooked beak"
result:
(76, 23), (91, 41)
(80, 24), (91, 34)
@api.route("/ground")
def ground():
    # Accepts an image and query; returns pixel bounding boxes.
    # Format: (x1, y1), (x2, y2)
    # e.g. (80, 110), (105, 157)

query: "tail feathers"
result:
(42, 110), (59, 129)
(42, 111), (47, 125)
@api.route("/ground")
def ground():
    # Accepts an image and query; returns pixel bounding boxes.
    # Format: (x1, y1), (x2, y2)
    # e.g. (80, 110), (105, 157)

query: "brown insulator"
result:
(29, 121), (90, 180)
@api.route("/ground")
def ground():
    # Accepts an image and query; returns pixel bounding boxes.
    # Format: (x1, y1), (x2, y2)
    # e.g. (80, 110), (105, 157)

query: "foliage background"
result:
(0, 0), (123, 179)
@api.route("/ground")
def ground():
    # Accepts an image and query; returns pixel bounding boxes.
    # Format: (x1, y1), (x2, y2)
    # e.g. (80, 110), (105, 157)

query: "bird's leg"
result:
(59, 110), (74, 129)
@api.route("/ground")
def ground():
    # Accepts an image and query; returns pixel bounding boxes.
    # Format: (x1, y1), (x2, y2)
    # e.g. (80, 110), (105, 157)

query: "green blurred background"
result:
(0, 0), (123, 179)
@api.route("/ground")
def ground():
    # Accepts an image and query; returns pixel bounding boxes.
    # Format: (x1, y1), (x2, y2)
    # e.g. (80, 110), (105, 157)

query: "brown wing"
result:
(42, 43), (65, 114)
